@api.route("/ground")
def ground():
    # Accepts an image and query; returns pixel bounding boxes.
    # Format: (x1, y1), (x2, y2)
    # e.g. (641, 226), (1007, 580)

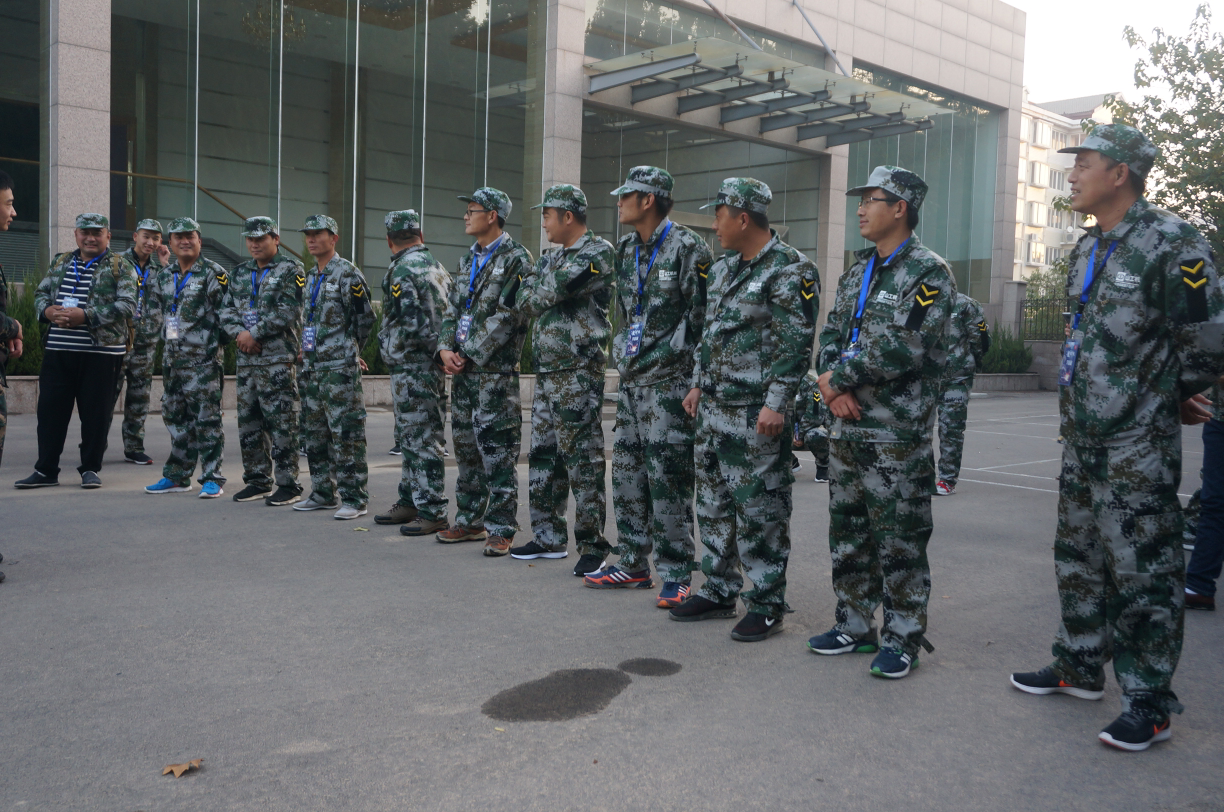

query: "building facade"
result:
(1, 0), (1025, 326)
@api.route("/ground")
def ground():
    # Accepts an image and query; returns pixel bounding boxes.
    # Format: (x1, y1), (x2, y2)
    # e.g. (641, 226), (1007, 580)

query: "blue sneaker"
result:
(870, 646), (918, 679)
(807, 627), (879, 655)
(146, 478), (192, 494)
(199, 481), (224, 499)
(656, 581), (691, 608)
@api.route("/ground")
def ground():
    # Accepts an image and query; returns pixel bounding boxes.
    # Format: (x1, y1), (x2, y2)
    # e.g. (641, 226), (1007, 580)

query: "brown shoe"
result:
(483, 535), (513, 556)
(374, 502), (418, 525)
(1186, 590), (1216, 611)
(400, 517), (449, 537)
(436, 525), (489, 543)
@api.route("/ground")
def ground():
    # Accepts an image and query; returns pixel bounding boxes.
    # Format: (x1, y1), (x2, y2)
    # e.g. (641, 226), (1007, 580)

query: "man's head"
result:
(74, 213), (111, 259)
(1060, 124), (1156, 217)
(702, 177), (771, 252)
(0, 170), (15, 231)
(132, 219), (164, 260)
(385, 209), (423, 250)
(533, 184), (588, 246)
(167, 217), (203, 265)
(241, 216), (280, 264)
(459, 187), (511, 239)
(847, 165), (927, 245)
(299, 214), (340, 260)
(613, 166), (674, 226)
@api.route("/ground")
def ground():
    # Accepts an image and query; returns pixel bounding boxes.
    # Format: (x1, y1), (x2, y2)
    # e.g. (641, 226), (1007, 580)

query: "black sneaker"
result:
(572, 553), (605, 576)
(870, 646), (918, 679)
(0, 571), (5, 584)
(15, 471), (58, 489)
(791, 457), (802, 472)
(265, 485), (303, 506)
(668, 595), (737, 622)
(814, 465), (830, 483)
(807, 627), (879, 655)
(232, 484), (273, 502)
(80, 471), (101, 489)
(510, 540), (568, 560)
(1099, 709), (1172, 751)
(124, 450), (154, 465)
(1009, 667), (1104, 700)
(731, 611), (784, 641)
(389, 445), (402, 456)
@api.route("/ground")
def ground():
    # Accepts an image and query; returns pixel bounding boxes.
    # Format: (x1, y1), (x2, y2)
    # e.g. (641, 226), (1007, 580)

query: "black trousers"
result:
(36, 349), (125, 477)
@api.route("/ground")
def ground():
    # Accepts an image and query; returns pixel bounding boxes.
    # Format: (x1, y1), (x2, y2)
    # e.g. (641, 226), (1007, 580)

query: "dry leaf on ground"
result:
(162, 759), (202, 777)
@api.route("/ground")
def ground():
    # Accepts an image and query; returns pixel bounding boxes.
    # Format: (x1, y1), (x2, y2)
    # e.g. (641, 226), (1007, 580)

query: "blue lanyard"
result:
(307, 269), (327, 324)
(70, 253), (102, 296)
(467, 235), (502, 309)
(1071, 239), (1119, 330)
(250, 266), (272, 308)
(633, 220), (672, 318)
(172, 269), (194, 315)
(851, 238), (909, 344)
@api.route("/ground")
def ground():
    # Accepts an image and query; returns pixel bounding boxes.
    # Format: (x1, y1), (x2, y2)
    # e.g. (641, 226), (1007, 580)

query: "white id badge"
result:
(1058, 330), (1084, 387)
(61, 296), (80, 309)
(624, 321), (644, 357)
(302, 325), (317, 352)
(242, 309), (259, 330)
(839, 343), (861, 364)
(165, 315), (181, 340)
(456, 314), (474, 344)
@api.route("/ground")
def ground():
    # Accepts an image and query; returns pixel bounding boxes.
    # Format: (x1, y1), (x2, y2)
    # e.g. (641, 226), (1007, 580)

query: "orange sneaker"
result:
(483, 535), (513, 556)
(436, 525), (489, 543)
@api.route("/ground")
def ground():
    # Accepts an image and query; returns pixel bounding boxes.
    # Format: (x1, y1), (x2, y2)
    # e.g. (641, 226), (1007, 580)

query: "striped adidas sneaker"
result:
(583, 565), (653, 590)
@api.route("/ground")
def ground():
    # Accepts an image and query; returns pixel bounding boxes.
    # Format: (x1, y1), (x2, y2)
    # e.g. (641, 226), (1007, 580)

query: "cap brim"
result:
(845, 185), (875, 197)
(1057, 146), (1088, 155)
(456, 195), (475, 203)
(529, 203), (546, 209)
(698, 201), (720, 210)
(609, 185), (632, 196)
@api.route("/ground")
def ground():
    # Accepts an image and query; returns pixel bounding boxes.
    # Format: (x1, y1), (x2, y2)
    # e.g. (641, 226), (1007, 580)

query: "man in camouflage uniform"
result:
(583, 167), (710, 600)
(291, 215), (374, 520)
(437, 188), (532, 555)
(0, 170), (20, 583)
(119, 219), (168, 466)
(1009, 125), (1224, 750)
(144, 217), (230, 497)
(934, 293), (989, 495)
(669, 178), (818, 643)
(504, 185), (615, 571)
(371, 210), (453, 535)
(221, 216), (305, 506)
(809, 166), (954, 678)
(794, 369), (830, 483)
(1184, 380), (1224, 610)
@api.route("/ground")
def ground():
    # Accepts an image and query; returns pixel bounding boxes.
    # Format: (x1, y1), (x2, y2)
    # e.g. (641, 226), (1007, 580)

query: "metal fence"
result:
(1021, 297), (1072, 341)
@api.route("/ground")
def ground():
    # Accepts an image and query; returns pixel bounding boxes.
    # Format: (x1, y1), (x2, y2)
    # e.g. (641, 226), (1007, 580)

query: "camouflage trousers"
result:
(452, 371), (521, 539)
(301, 365), (369, 508)
(612, 378), (696, 582)
(236, 363), (301, 489)
(528, 369), (608, 556)
(121, 343), (156, 454)
(390, 363), (447, 522)
(1183, 488), (1200, 545)
(1051, 438), (1185, 715)
(162, 362), (225, 485)
(694, 397), (793, 617)
(936, 379), (971, 485)
(828, 439), (935, 657)
(798, 426), (830, 468)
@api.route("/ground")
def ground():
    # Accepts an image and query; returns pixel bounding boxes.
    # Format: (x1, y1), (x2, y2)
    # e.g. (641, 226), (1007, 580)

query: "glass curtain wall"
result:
(0, 0), (42, 279)
(112, 0), (543, 284)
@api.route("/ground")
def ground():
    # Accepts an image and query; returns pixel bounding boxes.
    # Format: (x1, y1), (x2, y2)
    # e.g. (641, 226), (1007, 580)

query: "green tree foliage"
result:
(981, 326), (1033, 374)
(1023, 263), (1069, 300)
(4, 281), (45, 376)
(1107, 5), (1224, 258)
(361, 304), (388, 375)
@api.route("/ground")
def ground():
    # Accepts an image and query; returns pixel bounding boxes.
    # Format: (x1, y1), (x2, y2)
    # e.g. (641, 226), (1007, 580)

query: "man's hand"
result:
(683, 387), (701, 417)
(792, 436), (803, 448)
(157, 244), (172, 265)
(816, 370), (839, 404)
(8, 321), (23, 360)
(828, 391), (863, 420)
(440, 349), (467, 375)
(756, 406), (784, 436)
(49, 307), (86, 328)
(236, 330), (261, 354)
(358, 357), (369, 372)
(1181, 393), (1213, 426)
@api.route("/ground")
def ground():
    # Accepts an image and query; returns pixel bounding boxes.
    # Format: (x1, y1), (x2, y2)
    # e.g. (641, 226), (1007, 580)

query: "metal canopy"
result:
(586, 37), (949, 148)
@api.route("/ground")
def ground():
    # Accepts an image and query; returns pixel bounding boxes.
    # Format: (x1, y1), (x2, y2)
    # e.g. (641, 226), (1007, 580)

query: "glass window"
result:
(0, 0), (42, 279)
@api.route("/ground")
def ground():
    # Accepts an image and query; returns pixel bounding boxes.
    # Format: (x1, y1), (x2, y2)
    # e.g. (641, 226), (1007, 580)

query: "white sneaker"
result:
(334, 505), (368, 520)
(935, 481), (955, 496)
(294, 493), (340, 511)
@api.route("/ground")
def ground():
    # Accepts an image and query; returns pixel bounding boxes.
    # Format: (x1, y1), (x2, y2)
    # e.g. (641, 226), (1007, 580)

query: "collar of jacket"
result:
(625, 217), (673, 250)
(728, 228), (781, 271)
(1084, 197), (1149, 243)
(852, 234), (921, 269)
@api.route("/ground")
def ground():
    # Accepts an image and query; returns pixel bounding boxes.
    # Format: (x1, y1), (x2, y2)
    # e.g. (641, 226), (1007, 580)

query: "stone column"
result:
(40, 0), (112, 263)
(988, 106), (1022, 327)
(816, 148), (848, 327)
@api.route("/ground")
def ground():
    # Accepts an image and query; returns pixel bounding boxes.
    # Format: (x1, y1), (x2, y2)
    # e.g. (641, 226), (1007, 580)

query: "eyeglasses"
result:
(857, 197), (894, 209)
(463, 208), (493, 218)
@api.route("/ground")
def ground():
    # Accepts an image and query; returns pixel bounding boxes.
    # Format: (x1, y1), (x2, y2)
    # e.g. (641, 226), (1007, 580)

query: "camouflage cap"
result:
(610, 166), (674, 199)
(699, 177), (772, 214)
(846, 165), (929, 212)
(75, 213), (109, 230)
(1058, 123), (1159, 180)
(530, 184), (588, 215)
(299, 214), (339, 234)
(134, 218), (163, 233)
(167, 217), (202, 235)
(384, 209), (421, 234)
(241, 216), (278, 238)
(457, 187), (512, 221)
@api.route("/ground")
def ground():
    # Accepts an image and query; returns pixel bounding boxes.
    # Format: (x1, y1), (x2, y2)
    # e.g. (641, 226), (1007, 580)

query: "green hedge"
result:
(980, 325), (1033, 374)
(4, 281), (46, 376)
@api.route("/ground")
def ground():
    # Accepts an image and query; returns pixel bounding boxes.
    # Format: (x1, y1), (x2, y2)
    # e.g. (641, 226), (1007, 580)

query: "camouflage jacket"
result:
(942, 293), (989, 382)
(221, 251), (305, 366)
(35, 249), (139, 349)
(612, 219), (711, 386)
(513, 231), (615, 375)
(817, 237), (955, 443)
(794, 369), (828, 448)
(121, 247), (167, 349)
(302, 254), (374, 372)
(1059, 198), (1224, 447)
(156, 257), (230, 368)
(0, 262), (17, 380)
(692, 231), (818, 411)
(439, 234), (532, 373)
(379, 244), (452, 370)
